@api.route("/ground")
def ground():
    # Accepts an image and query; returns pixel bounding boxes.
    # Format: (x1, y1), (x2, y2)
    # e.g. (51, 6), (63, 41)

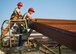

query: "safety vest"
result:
(21, 23), (27, 30)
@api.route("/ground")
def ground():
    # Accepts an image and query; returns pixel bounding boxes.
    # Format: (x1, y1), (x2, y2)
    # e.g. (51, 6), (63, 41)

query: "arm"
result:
(23, 13), (36, 21)
(16, 8), (22, 16)
(16, 9), (22, 19)
(27, 14), (36, 21)
(17, 11), (21, 16)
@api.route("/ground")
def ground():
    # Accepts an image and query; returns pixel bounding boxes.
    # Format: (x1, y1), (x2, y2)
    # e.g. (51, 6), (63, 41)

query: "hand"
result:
(27, 18), (31, 20)
(19, 15), (23, 19)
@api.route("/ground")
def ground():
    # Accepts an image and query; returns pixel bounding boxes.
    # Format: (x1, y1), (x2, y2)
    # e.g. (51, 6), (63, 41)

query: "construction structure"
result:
(0, 18), (76, 54)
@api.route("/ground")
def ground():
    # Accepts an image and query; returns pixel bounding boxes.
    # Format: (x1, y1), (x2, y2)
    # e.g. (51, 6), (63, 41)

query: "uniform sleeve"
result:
(23, 13), (32, 20)
(26, 13), (32, 18)
(16, 8), (20, 13)
(13, 8), (20, 14)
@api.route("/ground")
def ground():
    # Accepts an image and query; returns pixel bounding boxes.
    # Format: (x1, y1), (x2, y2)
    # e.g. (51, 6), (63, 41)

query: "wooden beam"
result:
(35, 19), (76, 32)
(29, 21), (76, 51)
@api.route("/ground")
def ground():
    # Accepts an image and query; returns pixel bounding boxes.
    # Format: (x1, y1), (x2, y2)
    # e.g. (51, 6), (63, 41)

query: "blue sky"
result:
(0, 0), (76, 19)
(0, 0), (76, 33)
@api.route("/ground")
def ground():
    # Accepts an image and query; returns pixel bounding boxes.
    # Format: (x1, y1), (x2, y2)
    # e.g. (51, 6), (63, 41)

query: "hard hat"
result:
(28, 8), (35, 12)
(17, 2), (23, 6)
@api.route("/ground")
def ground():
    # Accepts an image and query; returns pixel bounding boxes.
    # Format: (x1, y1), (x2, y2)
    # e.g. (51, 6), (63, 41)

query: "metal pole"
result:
(58, 44), (62, 54)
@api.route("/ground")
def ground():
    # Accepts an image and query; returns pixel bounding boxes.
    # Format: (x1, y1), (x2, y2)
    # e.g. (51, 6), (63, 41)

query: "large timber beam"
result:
(29, 21), (76, 51)
(36, 19), (76, 32)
